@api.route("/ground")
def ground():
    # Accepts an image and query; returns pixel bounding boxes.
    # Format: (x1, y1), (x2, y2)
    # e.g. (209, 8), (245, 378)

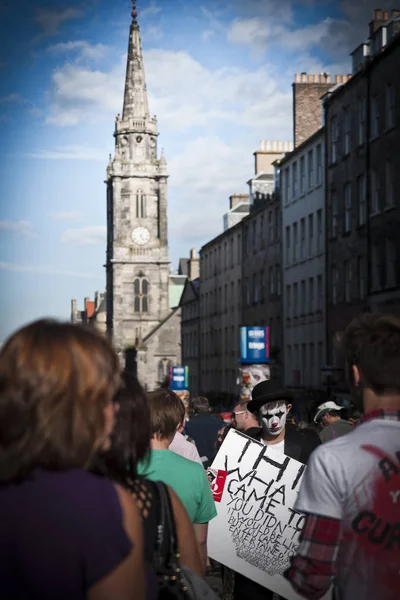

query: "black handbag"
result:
(152, 481), (220, 600)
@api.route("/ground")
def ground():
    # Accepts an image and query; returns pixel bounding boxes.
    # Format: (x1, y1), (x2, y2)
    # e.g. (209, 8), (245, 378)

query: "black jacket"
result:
(247, 423), (320, 465)
(185, 413), (222, 464)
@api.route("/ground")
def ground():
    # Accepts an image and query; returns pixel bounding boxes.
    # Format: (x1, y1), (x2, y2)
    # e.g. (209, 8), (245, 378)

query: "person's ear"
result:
(352, 365), (360, 386)
(286, 403), (292, 414)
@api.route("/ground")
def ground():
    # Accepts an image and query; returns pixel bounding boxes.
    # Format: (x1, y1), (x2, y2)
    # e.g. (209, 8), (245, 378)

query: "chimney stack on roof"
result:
(292, 71), (350, 147)
(369, 7), (393, 36)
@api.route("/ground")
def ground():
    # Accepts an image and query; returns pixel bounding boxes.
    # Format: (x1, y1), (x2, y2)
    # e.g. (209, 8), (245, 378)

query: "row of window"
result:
(330, 241), (397, 305)
(244, 266), (282, 306)
(282, 143), (323, 204)
(200, 368), (238, 392)
(201, 326), (238, 358)
(182, 330), (198, 359)
(285, 210), (323, 266)
(201, 203), (281, 280)
(182, 300), (198, 322)
(286, 341), (324, 387)
(243, 205), (280, 256)
(201, 234), (242, 279)
(285, 275), (323, 319)
(331, 83), (395, 163)
(201, 281), (241, 316)
(330, 164), (395, 238)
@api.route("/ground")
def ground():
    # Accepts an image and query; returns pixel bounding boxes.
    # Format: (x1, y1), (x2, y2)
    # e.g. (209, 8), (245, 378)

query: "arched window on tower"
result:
(134, 276), (149, 313)
(136, 189), (146, 218)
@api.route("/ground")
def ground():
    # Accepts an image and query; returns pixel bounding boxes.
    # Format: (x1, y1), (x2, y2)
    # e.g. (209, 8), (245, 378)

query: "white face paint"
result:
(260, 402), (288, 436)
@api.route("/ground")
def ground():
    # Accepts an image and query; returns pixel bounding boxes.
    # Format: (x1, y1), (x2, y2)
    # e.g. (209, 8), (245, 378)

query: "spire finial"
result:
(131, 0), (138, 23)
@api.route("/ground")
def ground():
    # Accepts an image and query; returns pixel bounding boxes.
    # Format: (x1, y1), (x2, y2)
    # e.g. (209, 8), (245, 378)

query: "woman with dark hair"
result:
(91, 372), (204, 596)
(0, 320), (145, 600)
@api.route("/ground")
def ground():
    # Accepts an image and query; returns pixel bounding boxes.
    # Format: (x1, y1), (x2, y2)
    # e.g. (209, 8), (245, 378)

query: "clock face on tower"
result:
(132, 226), (150, 246)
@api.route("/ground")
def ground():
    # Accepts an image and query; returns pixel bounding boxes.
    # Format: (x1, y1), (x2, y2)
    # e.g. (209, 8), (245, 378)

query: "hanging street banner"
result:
(169, 366), (189, 391)
(207, 429), (332, 600)
(240, 326), (270, 364)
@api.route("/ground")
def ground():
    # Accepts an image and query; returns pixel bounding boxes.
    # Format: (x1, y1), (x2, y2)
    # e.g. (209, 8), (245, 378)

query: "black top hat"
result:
(247, 381), (294, 414)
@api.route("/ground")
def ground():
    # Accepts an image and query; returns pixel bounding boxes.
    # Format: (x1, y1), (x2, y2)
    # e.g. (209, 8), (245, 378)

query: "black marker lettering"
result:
(252, 446), (290, 481)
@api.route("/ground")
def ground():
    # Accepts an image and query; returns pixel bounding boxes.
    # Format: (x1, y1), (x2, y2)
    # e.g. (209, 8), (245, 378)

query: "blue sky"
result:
(0, 0), (391, 341)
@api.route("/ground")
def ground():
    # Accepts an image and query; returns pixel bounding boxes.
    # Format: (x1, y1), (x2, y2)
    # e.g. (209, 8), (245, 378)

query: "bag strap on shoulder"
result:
(153, 481), (180, 568)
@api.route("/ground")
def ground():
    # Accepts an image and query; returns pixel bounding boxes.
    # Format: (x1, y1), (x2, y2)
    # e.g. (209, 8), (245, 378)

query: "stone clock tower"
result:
(106, 3), (181, 389)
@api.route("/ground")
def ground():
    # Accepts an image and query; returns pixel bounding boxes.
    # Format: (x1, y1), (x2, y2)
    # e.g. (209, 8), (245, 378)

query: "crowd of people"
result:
(0, 312), (398, 599)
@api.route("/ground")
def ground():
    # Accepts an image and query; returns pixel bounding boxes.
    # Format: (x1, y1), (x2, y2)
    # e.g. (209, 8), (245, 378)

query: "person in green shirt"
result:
(138, 388), (217, 568)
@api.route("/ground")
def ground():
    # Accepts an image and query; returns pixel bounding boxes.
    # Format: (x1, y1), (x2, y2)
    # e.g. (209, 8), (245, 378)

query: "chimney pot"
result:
(375, 9), (382, 20)
(383, 10), (389, 20)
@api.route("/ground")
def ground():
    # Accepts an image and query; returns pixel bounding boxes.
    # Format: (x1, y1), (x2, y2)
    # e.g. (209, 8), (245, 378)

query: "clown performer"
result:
(231, 381), (321, 600)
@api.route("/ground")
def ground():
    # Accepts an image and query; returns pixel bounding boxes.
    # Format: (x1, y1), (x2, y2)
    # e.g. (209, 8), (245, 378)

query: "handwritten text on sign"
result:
(208, 429), (322, 600)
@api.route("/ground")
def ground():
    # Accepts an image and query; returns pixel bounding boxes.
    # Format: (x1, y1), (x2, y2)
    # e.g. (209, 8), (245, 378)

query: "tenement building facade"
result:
(367, 11), (400, 315)
(179, 250), (201, 396)
(199, 219), (243, 395)
(324, 9), (400, 390)
(281, 128), (326, 389)
(197, 140), (290, 395)
(105, 7), (181, 389)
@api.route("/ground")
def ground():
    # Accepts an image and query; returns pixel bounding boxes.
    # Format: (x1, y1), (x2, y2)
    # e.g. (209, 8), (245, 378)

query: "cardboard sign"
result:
(207, 429), (331, 600)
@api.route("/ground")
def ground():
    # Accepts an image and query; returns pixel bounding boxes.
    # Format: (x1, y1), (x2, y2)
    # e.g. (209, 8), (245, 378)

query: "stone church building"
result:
(104, 6), (184, 390)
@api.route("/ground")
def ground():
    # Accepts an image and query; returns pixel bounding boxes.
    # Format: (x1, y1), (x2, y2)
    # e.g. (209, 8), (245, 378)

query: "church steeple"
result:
(122, 1), (150, 120)
(106, 2), (175, 392)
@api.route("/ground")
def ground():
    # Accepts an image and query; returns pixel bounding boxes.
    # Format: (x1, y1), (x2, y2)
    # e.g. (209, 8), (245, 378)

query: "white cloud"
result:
(146, 50), (292, 131)
(0, 261), (102, 280)
(140, 3), (162, 18)
(0, 220), (39, 239)
(35, 7), (84, 37)
(61, 226), (107, 246)
(46, 61), (124, 126)
(45, 48), (294, 132)
(167, 135), (254, 242)
(27, 145), (106, 161)
(49, 211), (84, 222)
(47, 40), (108, 61)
